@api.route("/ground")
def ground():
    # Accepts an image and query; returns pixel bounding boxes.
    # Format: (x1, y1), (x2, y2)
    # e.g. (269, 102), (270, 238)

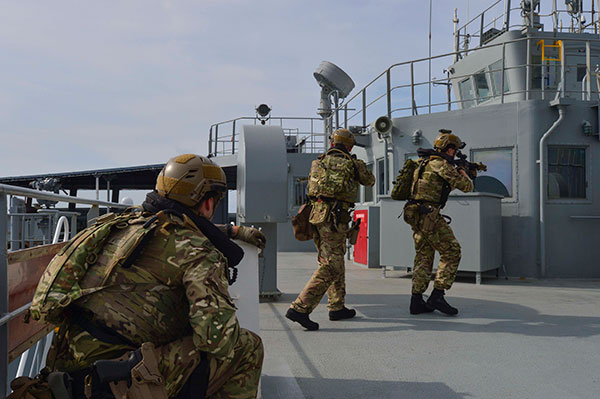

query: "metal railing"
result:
(456, 0), (600, 52)
(8, 210), (78, 251)
(323, 34), (600, 132)
(208, 116), (327, 157)
(0, 183), (128, 395)
(13, 216), (71, 381)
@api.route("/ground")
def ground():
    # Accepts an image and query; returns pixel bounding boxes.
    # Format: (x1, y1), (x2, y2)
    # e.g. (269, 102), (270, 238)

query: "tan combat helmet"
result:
(331, 128), (355, 147)
(433, 129), (464, 151)
(156, 154), (227, 207)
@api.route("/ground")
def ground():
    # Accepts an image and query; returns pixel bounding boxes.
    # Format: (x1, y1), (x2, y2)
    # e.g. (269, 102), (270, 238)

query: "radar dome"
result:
(313, 61), (355, 98)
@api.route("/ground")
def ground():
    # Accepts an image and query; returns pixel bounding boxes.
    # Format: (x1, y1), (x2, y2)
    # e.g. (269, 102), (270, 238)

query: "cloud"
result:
(2, 0), (482, 177)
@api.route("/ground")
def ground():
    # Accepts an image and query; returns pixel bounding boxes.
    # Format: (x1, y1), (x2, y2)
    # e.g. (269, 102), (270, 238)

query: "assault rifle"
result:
(416, 148), (487, 180)
(454, 150), (487, 179)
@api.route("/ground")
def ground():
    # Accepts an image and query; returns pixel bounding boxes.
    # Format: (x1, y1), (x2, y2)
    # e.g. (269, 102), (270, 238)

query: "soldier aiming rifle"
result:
(400, 129), (485, 316)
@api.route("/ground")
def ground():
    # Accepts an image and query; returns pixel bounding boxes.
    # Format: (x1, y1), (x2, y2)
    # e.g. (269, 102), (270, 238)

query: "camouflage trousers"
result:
(49, 325), (263, 399)
(159, 328), (263, 398)
(290, 222), (348, 314)
(404, 204), (461, 294)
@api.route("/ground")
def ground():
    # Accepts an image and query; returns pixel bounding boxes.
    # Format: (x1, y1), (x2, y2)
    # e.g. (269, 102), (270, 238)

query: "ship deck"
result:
(260, 253), (600, 399)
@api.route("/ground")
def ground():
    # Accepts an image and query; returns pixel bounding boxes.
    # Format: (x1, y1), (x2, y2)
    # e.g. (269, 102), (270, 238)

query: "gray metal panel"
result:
(253, 223), (278, 295)
(237, 125), (288, 223)
(277, 221), (316, 252)
(277, 153), (319, 252)
(541, 102), (600, 277)
(380, 193), (502, 273)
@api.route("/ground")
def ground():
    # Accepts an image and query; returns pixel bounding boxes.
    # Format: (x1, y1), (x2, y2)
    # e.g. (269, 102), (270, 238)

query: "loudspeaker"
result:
(372, 116), (393, 137)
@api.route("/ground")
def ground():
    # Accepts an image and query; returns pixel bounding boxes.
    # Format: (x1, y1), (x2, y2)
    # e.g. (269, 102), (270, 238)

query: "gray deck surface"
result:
(260, 253), (600, 399)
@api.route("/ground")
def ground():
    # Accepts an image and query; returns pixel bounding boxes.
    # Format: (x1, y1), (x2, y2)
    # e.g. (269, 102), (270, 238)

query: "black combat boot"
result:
(410, 293), (434, 315)
(329, 307), (356, 321)
(426, 288), (458, 315)
(286, 308), (319, 330)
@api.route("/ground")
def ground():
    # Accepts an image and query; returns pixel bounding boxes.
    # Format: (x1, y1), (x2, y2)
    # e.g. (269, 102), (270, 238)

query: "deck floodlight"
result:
(256, 104), (272, 125)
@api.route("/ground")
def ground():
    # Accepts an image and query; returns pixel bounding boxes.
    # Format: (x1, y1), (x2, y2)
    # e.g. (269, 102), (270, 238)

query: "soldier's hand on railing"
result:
(235, 226), (266, 249)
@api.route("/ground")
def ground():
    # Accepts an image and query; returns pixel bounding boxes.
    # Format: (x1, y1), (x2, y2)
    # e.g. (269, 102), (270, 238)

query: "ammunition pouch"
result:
(402, 203), (420, 227)
(308, 199), (331, 225)
(419, 205), (439, 233)
(403, 200), (440, 233)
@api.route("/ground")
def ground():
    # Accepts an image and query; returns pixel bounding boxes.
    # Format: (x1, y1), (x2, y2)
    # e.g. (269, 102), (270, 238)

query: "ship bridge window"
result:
(458, 78), (475, 109)
(548, 147), (586, 199)
(489, 59), (510, 95)
(471, 148), (513, 198)
(474, 70), (491, 103)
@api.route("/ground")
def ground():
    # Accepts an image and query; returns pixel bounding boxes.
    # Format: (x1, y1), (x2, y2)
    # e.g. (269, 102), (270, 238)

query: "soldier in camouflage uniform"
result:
(286, 129), (375, 330)
(403, 131), (473, 316)
(40, 154), (265, 398)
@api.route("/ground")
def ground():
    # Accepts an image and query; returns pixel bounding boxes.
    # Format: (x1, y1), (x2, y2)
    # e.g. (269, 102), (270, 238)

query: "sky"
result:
(1, 0), (486, 180)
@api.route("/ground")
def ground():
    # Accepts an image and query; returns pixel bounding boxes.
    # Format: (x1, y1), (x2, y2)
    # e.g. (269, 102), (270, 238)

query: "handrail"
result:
(209, 116), (326, 157)
(0, 184), (128, 208)
(456, 1), (600, 50)
(323, 34), (600, 131)
(52, 216), (70, 244)
(0, 303), (31, 326)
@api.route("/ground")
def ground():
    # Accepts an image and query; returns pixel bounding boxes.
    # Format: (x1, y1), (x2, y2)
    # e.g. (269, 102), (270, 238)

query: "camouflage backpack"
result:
(390, 159), (418, 200)
(307, 148), (357, 201)
(29, 210), (160, 325)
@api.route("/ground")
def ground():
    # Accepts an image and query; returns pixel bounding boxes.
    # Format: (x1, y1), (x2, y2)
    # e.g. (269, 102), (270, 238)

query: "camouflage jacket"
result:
(411, 155), (473, 205)
(48, 211), (239, 371)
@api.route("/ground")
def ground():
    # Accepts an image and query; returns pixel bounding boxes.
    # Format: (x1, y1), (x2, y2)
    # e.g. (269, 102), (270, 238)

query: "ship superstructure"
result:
(329, 0), (600, 279)
(206, 1), (600, 280)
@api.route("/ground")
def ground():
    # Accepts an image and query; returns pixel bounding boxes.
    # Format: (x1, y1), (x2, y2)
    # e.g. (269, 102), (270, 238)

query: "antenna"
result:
(313, 61), (355, 137)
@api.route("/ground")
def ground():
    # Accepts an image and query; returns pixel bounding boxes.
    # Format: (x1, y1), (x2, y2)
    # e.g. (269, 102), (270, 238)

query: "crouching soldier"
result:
(13, 154), (265, 399)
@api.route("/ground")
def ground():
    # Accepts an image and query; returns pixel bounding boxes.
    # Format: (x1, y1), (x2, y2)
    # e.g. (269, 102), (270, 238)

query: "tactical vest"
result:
(411, 156), (452, 207)
(30, 210), (163, 325)
(307, 148), (359, 204)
